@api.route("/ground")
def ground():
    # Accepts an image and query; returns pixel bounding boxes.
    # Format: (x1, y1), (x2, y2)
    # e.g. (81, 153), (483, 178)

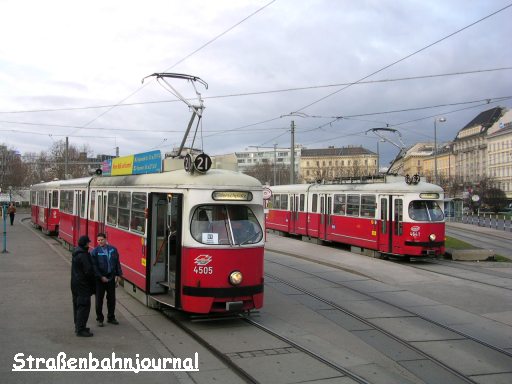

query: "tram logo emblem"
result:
(194, 254), (212, 266)
(410, 225), (421, 237)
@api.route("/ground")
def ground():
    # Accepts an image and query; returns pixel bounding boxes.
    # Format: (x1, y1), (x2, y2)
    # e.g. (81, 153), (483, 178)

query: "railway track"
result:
(264, 270), (479, 384)
(163, 310), (373, 384)
(265, 255), (512, 382)
(397, 259), (512, 292)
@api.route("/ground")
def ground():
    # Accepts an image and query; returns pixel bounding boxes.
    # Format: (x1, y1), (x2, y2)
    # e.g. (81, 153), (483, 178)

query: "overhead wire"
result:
(65, 0), (276, 138)
(290, 3), (512, 113)
(1, 66), (510, 115)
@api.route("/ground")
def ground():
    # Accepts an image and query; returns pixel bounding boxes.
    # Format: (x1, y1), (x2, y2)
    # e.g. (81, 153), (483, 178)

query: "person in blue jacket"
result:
(91, 233), (123, 327)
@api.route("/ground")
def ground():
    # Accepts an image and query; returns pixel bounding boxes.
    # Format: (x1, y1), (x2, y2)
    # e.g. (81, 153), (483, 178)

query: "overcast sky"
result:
(1, 0), (511, 166)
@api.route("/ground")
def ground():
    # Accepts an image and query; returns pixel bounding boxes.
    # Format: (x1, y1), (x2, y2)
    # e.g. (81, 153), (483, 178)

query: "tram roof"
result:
(270, 180), (443, 194)
(89, 169), (262, 190)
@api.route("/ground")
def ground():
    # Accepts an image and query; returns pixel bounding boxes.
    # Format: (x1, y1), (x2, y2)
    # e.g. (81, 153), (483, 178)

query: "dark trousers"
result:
(9, 213), (14, 225)
(95, 278), (116, 322)
(73, 294), (91, 332)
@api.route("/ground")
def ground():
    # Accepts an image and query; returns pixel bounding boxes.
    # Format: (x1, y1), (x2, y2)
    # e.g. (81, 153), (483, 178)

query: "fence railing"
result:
(447, 213), (512, 231)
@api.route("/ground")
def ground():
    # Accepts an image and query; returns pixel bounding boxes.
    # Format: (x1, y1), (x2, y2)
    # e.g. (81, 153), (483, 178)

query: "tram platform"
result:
(0, 215), (215, 384)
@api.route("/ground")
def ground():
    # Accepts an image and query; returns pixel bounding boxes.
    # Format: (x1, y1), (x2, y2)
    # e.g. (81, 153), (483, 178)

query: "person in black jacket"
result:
(91, 233), (123, 327)
(71, 236), (95, 337)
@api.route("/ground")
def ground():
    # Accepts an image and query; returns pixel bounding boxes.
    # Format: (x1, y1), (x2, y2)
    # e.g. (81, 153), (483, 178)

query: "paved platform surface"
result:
(0, 215), (227, 384)
(3, 214), (511, 384)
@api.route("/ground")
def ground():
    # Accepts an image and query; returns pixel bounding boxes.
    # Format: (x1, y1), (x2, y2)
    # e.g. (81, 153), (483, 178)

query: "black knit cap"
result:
(78, 236), (91, 247)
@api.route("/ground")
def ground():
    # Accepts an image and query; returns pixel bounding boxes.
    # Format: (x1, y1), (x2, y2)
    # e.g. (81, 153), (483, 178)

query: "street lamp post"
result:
(434, 117), (447, 185)
(273, 144), (277, 186)
(376, 139), (385, 175)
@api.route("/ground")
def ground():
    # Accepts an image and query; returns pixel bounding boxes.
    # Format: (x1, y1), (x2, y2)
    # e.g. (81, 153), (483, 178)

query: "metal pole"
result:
(290, 121), (295, 184)
(65, 136), (69, 179)
(2, 203), (7, 253)
(434, 117), (446, 185)
(376, 140), (379, 175)
(434, 119), (438, 185)
(273, 144), (277, 186)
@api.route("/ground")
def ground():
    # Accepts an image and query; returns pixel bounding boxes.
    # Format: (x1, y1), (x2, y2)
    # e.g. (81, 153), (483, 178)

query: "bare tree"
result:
(0, 144), (26, 192)
(243, 163), (291, 185)
(46, 140), (93, 180)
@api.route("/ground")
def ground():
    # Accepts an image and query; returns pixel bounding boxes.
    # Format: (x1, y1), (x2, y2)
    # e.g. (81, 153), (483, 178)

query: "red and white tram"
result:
(31, 169), (265, 314)
(30, 179), (61, 234)
(266, 176), (445, 258)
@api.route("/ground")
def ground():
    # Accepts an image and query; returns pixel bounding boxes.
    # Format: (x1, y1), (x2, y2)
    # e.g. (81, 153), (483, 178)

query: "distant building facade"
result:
(300, 146), (377, 183)
(452, 107), (508, 183)
(487, 120), (512, 197)
(235, 146), (301, 174)
(422, 144), (456, 183)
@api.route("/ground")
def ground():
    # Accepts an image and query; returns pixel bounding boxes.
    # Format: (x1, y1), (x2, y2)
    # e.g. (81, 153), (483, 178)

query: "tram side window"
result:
(37, 191), (44, 207)
(280, 194), (288, 210)
(360, 195), (376, 218)
(90, 191), (96, 220)
(312, 194), (318, 213)
(31, 191), (36, 205)
(299, 194), (305, 211)
(273, 194), (280, 209)
(346, 194), (360, 216)
(333, 194), (346, 215)
(107, 191), (118, 226)
(60, 190), (73, 214)
(52, 191), (58, 208)
(118, 192), (131, 229)
(80, 191), (87, 218)
(130, 192), (147, 233)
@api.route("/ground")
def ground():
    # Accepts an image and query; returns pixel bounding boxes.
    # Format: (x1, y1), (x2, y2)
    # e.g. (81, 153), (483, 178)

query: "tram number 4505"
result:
(194, 266), (214, 274)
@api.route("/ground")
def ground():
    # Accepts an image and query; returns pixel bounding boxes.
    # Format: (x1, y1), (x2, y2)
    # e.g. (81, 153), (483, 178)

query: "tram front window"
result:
(191, 205), (263, 245)
(408, 200), (444, 222)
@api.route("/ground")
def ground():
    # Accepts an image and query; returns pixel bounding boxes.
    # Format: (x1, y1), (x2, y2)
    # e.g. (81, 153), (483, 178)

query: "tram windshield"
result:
(191, 205), (263, 246)
(408, 200), (444, 222)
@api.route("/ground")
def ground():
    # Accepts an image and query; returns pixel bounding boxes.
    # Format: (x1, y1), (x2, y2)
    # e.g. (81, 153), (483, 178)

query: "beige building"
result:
(453, 107), (507, 183)
(423, 144), (456, 183)
(300, 146), (377, 183)
(388, 143), (435, 178)
(487, 121), (512, 198)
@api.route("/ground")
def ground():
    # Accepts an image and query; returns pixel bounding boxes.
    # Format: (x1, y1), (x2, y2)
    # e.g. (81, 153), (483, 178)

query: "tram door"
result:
(378, 195), (403, 254)
(149, 193), (182, 307)
(46, 191), (52, 228)
(289, 194), (299, 234)
(318, 194), (332, 240)
(74, 190), (81, 242)
(97, 191), (107, 234)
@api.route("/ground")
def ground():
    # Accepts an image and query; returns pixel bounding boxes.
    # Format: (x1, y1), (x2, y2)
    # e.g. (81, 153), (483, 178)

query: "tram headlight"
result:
(229, 271), (243, 286)
(429, 234), (436, 242)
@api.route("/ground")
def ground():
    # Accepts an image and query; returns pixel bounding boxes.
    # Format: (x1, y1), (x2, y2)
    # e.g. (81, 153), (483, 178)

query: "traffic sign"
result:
(263, 187), (272, 200)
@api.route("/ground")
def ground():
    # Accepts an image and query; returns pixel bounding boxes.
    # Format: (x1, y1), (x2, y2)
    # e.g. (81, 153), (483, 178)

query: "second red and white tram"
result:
(266, 176), (445, 258)
(31, 169), (265, 314)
